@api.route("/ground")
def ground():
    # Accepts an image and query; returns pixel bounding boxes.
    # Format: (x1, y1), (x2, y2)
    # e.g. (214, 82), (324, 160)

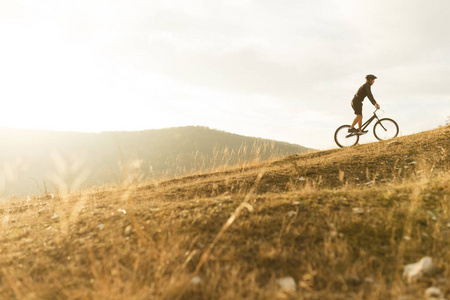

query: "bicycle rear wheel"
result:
(373, 118), (399, 140)
(334, 125), (359, 148)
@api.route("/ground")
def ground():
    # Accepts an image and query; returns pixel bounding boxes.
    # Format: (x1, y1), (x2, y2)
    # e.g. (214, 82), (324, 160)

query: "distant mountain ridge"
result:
(0, 126), (313, 196)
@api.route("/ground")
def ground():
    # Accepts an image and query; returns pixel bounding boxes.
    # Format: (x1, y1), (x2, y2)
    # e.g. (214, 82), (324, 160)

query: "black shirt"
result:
(352, 82), (377, 105)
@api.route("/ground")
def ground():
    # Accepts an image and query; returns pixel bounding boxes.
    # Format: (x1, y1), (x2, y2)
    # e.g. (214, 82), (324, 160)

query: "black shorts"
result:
(351, 100), (362, 115)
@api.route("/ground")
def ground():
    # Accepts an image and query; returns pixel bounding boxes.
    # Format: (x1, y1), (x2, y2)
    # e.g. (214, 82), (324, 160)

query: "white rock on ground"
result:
(276, 277), (296, 292)
(191, 276), (202, 285)
(287, 211), (297, 218)
(352, 207), (364, 214)
(402, 256), (433, 283)
(424, 287), (442, 299)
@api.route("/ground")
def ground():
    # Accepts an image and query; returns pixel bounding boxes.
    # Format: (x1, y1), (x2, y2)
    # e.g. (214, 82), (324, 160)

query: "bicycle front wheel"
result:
(373, 118), (399, 141)
(334, 125), (359, 148)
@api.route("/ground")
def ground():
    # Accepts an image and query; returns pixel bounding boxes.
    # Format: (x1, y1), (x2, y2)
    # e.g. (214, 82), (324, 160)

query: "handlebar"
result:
(373, 107), (384, 114)
(373, 108), (385, 115)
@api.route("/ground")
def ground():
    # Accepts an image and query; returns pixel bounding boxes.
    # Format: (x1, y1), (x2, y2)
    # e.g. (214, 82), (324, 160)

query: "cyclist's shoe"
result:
(348, 127), (358, 133)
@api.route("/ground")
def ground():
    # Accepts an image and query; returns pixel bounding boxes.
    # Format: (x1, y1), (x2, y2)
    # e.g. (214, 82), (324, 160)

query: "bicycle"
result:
(334, 109), (399, 148)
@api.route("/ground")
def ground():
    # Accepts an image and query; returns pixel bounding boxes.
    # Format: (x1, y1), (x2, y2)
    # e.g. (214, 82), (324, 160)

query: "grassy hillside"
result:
(0, 126), (312, 196)
(0, 126), (448, 299)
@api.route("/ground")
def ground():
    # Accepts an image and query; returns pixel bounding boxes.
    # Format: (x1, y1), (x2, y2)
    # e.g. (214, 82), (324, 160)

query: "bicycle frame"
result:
(346, 109), (382, 137)
(360, 110), (380, 131)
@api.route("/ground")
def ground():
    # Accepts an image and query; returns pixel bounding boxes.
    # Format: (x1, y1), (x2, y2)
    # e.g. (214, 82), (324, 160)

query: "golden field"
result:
(0, 126), (449, 299)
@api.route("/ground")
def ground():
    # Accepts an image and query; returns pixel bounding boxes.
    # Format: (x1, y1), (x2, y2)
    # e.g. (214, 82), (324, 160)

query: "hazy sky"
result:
(0, 0), (449, 149)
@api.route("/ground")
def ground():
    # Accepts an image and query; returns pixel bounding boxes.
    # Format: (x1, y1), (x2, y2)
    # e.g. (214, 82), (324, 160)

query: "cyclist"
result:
(349, 74), (380, 134)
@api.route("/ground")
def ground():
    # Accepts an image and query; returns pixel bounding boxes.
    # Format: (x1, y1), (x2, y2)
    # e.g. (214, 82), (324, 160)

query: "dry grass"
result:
(0, 126), (449, 299)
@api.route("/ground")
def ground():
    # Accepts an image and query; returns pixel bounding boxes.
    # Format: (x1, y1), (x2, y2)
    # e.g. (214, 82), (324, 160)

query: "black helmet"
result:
(366, 74), (377, 80)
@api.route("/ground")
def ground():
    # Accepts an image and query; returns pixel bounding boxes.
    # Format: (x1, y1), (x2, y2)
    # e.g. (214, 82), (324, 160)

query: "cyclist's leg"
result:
(357, 115), (367, 133)
(351, 115), (361, 128)
(350, 100), (363, 130)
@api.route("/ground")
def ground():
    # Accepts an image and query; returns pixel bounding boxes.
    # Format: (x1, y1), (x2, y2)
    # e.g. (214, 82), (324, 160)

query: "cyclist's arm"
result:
(364, 83), (378, 106)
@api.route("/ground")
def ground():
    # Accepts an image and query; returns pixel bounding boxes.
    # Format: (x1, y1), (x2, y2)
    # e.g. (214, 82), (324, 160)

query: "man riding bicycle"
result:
(349, 74), (381, 134)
